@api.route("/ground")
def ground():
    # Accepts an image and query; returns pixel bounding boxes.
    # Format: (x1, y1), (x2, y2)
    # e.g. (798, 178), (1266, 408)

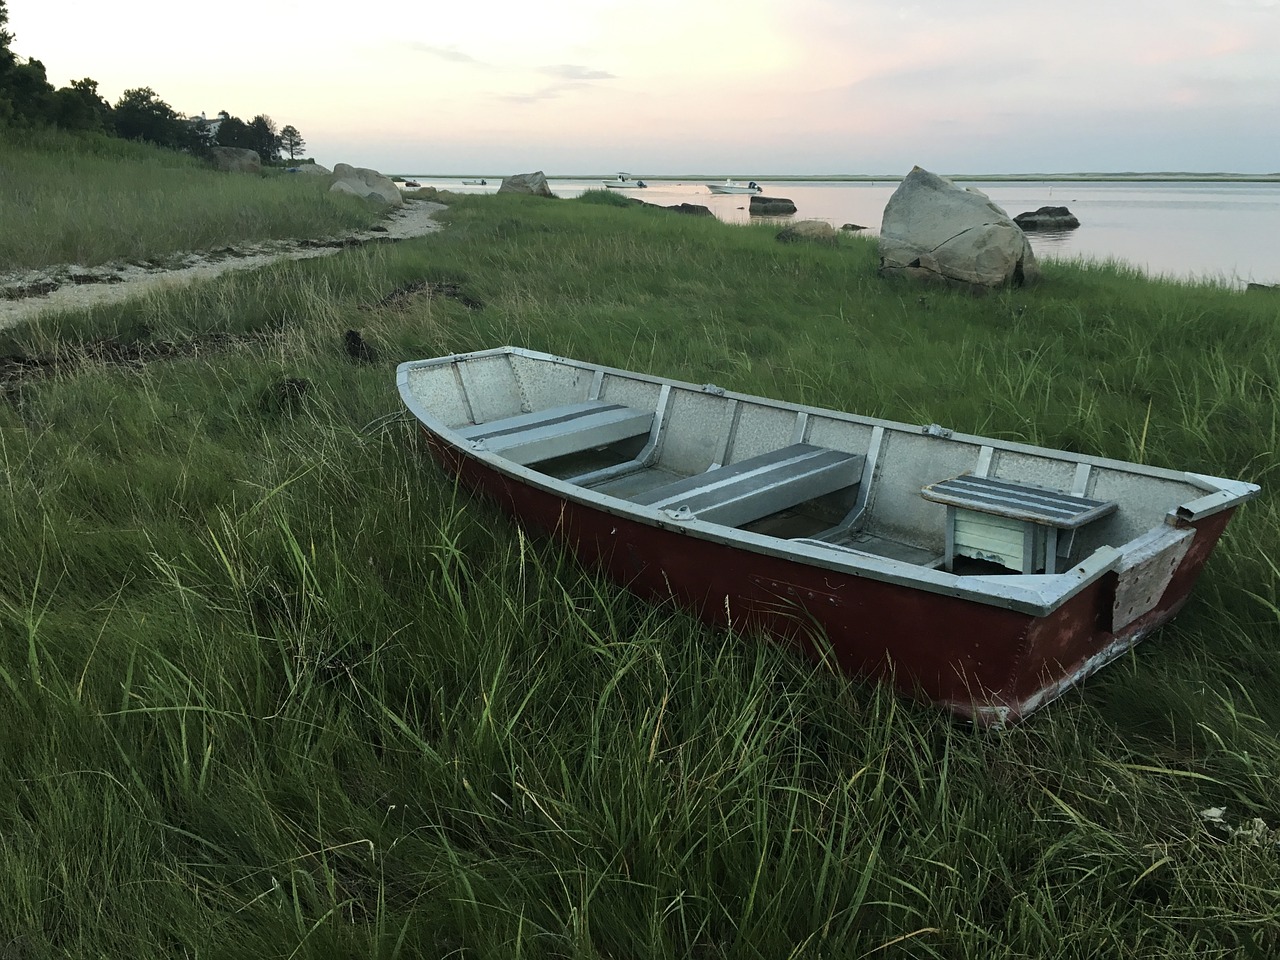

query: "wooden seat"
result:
(634, 443), (864, 528)
(458, 401), (654, 466)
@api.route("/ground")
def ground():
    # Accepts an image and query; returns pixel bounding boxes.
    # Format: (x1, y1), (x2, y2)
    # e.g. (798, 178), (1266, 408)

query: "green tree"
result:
(187, 115), (217, 156)
(248, 114), (279, 164)
(112, 86), (186, 148)
(215, 113), (251, 149)
(0, 0), (13, 73)
(279, 124), (305, 161)
(54, 77), (111, 131)
(2, 56), (56, 126)
(0, 6), (57, 127)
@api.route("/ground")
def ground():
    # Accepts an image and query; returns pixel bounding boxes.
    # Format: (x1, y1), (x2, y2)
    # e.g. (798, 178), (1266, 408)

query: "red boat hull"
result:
(422, 431), (1234, 723)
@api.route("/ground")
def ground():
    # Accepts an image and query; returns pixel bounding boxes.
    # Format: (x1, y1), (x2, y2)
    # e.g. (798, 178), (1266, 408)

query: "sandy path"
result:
(0, 200), (446, 331)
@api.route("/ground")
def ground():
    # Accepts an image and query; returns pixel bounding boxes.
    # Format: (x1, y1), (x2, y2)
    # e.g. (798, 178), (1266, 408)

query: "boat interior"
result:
(404, 350), (1215, 578)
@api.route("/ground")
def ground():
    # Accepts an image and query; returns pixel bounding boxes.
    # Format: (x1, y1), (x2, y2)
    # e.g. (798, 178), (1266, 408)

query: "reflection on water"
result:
(407, 177), (1280, 286)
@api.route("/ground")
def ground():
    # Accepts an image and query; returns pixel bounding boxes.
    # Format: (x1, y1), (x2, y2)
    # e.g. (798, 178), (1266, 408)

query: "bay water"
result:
(410, 177), (1280, 287)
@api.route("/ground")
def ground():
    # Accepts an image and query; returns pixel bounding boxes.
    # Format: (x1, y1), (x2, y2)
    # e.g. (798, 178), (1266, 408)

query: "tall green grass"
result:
(1, 191), (1278, 958)
(0, 129), (379, 270)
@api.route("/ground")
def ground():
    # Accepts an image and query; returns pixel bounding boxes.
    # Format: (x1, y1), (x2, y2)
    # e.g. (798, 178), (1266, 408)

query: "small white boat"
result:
(603, 173), (647, 189)
(462, 179), (487, 185)
(707, 179), (762, 194)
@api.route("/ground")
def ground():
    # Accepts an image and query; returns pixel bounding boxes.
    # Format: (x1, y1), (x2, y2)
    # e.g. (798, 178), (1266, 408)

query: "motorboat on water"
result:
(462, 179), (487, 185)
(707, 179), (762, 194)
(603, 173), (647, 189)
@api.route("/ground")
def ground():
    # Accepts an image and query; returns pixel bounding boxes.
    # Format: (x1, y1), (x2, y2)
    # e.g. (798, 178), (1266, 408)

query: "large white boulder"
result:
(879, 166), (1038, 288)
(497, 171), (554, 197)
(327, 163), (403, 206)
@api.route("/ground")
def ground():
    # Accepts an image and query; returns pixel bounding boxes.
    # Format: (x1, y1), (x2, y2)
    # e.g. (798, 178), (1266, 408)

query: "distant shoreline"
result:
(399, 173), (1280, 184)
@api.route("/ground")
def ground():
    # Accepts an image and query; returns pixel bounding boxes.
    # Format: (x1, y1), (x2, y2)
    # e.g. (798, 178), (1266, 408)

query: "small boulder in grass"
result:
(776, 220), (837, 244)
(344, 329), (378, 363)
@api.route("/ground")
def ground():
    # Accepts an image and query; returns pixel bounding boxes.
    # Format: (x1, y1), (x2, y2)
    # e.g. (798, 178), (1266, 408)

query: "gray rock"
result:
(878, 166), (1038, 289)
(209, 147), (261, 174)
(287, 162), (330, 176)
(749, 195), (797, 215)
(777, 220), (836, 244)
(1014, 205), (1080, 230)
(498, 171), (554, 197)
(1246, 282), (1278, 294)
(327, 163), (403, 206)
(840, 223), (867, 231)
(665, 202), (713, 216)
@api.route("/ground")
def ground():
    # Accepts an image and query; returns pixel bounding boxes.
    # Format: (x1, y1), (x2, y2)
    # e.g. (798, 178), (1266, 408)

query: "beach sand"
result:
(0, 200), (446, 331)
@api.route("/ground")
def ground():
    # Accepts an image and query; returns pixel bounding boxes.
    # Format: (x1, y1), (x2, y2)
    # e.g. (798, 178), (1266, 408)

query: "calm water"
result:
(409, 177), (1280, 286)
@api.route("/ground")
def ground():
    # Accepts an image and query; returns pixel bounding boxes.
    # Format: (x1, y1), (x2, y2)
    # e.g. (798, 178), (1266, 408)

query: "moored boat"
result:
(462, 179), (487, 185)
(396, 346), (1258, 724)
(603, 173), (647, 188)
(707, 179), (762, 194)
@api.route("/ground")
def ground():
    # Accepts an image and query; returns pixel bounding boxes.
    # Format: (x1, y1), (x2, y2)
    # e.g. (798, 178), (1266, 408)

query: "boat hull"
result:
(420, 428), (1235, 724)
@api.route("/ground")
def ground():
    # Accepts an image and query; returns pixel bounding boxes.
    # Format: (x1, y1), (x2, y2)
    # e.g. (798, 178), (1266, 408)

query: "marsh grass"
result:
(1, 190), (1278, 958)
(0, 129), (378, 270)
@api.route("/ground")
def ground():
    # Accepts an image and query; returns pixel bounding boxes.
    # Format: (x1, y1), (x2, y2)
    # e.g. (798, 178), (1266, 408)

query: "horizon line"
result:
(389, 171), (1280, 183)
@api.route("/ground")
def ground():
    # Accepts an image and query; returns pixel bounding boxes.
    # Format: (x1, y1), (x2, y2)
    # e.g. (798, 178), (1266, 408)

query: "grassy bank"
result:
(1, 189), (1278, 958)
(0, 129), (379, 271)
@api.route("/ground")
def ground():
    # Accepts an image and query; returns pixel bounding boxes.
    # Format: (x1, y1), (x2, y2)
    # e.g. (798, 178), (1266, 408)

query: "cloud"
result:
(407, 43), (484, 65)
(495, 65), (615, 103)
(845, 57), (1045, 96)
(538, 64), (616, 81)
(497, 85), (569, 104)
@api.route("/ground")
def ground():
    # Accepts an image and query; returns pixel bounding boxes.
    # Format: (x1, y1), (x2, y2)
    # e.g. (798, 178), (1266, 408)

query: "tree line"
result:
(0, 1), (306, 163)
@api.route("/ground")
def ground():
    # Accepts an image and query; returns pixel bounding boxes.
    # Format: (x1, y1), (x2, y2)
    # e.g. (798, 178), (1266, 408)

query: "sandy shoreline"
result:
(0, 200), (446, 331)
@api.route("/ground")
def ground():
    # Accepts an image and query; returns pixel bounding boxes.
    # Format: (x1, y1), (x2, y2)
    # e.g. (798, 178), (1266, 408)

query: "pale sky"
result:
(9, 0), (1279, 174)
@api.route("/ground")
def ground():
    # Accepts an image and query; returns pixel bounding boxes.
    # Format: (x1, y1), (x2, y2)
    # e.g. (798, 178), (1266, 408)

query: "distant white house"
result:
(188, 112), (223, 140)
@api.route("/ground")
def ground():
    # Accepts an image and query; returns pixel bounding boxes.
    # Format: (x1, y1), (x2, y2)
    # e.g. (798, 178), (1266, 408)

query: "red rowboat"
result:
(397, 346), (1258, 723)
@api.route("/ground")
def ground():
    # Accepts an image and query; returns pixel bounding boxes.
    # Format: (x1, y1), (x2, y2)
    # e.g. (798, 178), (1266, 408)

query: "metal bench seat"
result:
(634, 443), (865, 528)
(458, 401), (654, 466)
(920, 473), (1118, 574)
